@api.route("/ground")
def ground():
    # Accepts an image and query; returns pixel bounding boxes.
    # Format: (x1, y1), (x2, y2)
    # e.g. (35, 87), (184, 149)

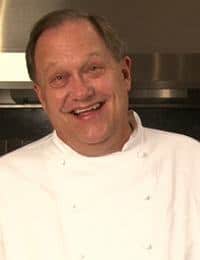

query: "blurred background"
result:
(0, 0), (200, 155)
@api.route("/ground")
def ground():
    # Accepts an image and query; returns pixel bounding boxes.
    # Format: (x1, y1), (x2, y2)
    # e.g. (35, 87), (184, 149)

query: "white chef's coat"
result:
(0, 112), (199, 260)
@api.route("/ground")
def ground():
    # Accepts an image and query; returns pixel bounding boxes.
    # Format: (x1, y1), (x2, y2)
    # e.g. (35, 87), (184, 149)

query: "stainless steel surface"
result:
(132, 89), (187, 99)
(0, 88), (38, 104)
(0, 89), (15, 104)
(130, 53), (200, 105)
(133, 53), (200, 84)
(0, 81), (32, 89)
(0, 0), (68, 51)
(0, 104), (42, 108)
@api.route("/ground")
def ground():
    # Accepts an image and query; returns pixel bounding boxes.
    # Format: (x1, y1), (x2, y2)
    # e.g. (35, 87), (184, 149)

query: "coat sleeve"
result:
(0, 233), (5, 259)
(0, 188), (6, 259)
(191, 141), (200, 259)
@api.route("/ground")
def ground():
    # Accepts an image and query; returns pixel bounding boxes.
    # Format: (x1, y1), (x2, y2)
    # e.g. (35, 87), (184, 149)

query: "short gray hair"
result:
(25, 9), (127, 82)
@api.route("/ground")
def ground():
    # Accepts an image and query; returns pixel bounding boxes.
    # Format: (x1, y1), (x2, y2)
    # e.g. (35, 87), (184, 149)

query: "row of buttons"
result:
(60, 149), (153, 257)
(138, 149), (153, 254)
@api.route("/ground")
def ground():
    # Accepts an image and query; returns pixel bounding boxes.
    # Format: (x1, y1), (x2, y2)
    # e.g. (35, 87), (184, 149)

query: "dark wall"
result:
(137, 107), (200, 139)
(3, 0), (200, 53)
(71, 0), (200, 53)
(0, 107), (199, 156)
(0, 109), (52, 155)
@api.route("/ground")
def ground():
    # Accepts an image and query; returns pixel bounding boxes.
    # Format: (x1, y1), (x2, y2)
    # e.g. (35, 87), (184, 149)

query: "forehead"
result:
(35, 20), (108, 56)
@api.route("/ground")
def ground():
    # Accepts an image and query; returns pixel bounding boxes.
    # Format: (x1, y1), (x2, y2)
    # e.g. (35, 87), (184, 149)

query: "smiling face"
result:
(34, 19), (132, 156)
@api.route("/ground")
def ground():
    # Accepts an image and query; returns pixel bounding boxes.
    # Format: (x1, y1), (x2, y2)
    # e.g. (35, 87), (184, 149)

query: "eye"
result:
(87, 64), (104, 77)
(89, 64), (101, 71)
(90, 65), (98, 71)
(56, 74), (64, 80)
(50, 73), (69, 88)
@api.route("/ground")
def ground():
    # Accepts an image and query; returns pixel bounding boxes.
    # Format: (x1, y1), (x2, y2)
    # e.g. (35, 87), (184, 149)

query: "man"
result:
(0, 9), (199, 260)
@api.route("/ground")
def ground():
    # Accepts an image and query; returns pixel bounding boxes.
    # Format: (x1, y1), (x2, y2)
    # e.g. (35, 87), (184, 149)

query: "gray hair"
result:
(25, 9), (127, 82)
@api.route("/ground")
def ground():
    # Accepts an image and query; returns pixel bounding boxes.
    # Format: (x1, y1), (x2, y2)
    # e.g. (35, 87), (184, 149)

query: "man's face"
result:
(34, 20), (132, 156)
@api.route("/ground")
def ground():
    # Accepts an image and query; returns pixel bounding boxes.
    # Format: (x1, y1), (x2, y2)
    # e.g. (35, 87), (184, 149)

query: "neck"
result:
(77, 123), (133, 157)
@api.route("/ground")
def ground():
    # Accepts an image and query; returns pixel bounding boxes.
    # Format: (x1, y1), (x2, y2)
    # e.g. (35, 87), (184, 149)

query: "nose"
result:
(70, 74), (95, 101)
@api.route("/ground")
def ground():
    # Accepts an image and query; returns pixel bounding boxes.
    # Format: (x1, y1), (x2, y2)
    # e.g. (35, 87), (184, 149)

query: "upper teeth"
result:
(74, 103), (101, 115)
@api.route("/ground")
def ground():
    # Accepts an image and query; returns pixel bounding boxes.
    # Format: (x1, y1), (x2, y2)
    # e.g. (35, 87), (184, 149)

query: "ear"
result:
(33, 84), (47, 111)
(121, 56), (132, 91)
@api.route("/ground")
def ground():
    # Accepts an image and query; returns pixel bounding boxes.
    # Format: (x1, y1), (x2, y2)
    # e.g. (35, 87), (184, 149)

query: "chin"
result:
(77, 129), (111, 145)
(79, 135), (108, 145)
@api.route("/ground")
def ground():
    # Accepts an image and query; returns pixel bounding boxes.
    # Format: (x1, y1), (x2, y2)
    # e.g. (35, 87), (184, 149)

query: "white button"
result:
(72, 203), (81, 213)
(137, 151), (148, 158)
(144, 195), (151, 201)
(145, 244), (152, 250)
(61, 159), (66, 166)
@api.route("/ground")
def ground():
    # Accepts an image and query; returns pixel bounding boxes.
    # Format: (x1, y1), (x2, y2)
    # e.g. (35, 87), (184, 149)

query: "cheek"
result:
(45, 88), (67, 107)
(94, 74), (117, 96)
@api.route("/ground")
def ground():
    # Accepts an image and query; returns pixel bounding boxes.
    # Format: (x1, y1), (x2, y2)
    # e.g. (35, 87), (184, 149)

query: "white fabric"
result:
(0, 112), (199, 260)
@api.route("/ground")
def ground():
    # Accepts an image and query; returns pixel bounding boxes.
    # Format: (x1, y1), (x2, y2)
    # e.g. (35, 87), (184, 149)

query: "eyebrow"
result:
(84, 52), (105, 64)
(87, 52), (101, 58)
(43, 61), (59, 75)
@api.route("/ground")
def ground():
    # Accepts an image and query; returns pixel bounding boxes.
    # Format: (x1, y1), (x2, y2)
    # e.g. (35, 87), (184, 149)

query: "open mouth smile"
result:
(71, 102), (105, 116)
